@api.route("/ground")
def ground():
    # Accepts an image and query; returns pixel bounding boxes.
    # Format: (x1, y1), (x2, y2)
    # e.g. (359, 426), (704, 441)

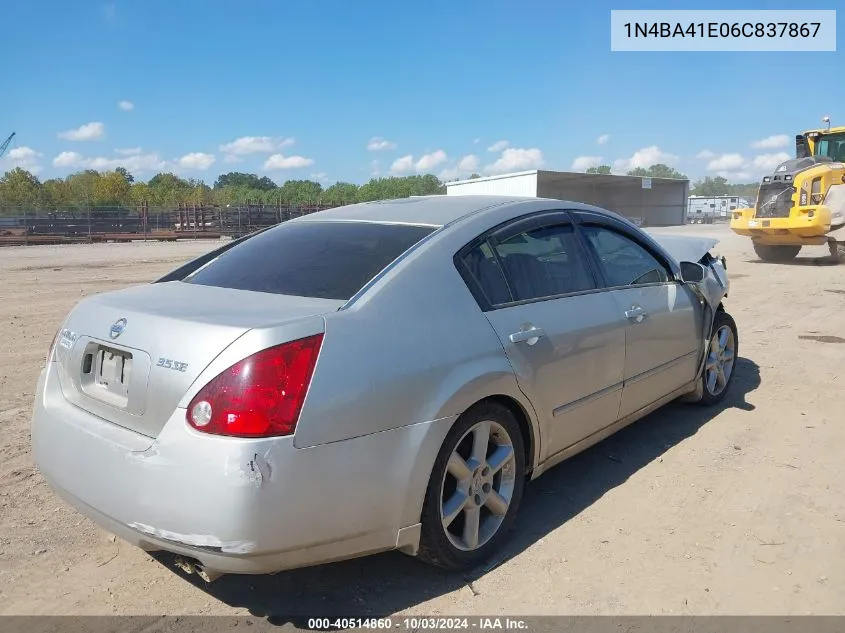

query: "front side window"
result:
(581, 225), (670, 288)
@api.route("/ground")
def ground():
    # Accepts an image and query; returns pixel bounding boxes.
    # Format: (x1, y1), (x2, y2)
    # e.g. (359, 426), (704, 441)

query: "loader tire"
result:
(829, 240), (845, 262)
(753, 243), (801, 263)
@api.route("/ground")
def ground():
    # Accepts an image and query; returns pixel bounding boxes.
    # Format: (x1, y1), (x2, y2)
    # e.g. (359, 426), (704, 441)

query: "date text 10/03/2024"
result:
(307, 617), (529, 630)
(623, 22), (821, 39)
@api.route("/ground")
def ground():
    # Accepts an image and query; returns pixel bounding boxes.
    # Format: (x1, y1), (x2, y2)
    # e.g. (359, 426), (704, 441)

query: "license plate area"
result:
(80, 344), (133, 408)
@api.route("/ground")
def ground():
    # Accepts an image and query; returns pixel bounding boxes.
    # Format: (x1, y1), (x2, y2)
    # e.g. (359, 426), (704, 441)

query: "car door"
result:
(456, 211), (628, 459)
(573, 215), (701, 419)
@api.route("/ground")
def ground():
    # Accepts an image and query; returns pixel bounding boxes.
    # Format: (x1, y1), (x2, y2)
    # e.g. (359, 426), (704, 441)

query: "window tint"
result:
(461, 241), (512, 306)
(185, 221), (435, 300)
(581, 226), (670, 287)
(492, 223), (595, 302)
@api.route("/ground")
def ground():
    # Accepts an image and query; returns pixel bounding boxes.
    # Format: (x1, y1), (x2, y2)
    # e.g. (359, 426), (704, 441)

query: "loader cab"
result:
(800, 127), (845, 162)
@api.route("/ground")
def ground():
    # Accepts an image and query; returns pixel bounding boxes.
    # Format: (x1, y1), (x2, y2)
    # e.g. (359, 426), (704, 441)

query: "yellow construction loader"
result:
(730, 118), (845, 262)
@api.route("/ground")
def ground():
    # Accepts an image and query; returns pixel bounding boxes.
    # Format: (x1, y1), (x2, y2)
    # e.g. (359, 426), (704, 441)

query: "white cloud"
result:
(367, 136), (396, 151)
(753, 152), (791, 171)
(52, 151), (85, 168)
(390, 154), (415, 174)
(487, 140), (509, 153)
(752, 134), (790, 149)
(415, 150), (448, 172)
(263, 153), (314, 170)
(57, 122), (105, 141)
(223, 154), (244, 164)
(571, 156), (603, 171)
(52, 150), (167, 173)
(473, 138), (481, 145)
(704, 151), (791, 180)
(178, 152), (216, 170)
(2, 146), (43, 174)
(612, 145), (678, 172)
(219, 136), (295, 156)
(458, 154), (480, 172)
(596, 134), (610, 146)
(696, 149), (715, 159)
(484, 148), (544, 175)
(707, 153), (746, 172)
(439, 154), (481, 182)
(118, 100), (134, 111)
(114, 147), (142, 156)
(310, 172), (330, 184)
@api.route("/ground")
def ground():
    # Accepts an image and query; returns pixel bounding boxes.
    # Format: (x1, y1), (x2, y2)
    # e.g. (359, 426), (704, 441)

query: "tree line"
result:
(585, 163), (760, 200)
(0, 167), (446, 212)
(0, 163), (762, 213)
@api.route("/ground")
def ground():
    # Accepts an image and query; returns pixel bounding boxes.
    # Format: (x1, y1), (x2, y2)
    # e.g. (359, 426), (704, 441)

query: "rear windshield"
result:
(184, 221), (436, 300)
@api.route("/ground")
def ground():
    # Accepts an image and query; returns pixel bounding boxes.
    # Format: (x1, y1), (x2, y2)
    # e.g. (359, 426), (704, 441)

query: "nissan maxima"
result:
(32, 195), (736, 581)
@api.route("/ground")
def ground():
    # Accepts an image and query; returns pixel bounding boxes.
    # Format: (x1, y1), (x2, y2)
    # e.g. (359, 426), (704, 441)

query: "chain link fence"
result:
(0, 202), (351, 245)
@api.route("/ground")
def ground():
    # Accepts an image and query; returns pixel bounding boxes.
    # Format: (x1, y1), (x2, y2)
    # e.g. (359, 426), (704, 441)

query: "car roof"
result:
(291, 195), (549, 227)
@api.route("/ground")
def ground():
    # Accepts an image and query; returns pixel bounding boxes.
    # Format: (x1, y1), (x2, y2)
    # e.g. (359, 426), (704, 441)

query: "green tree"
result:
(586, 165), (612, 174)
(66, 170), (101, 207)
(42, 178), (74, 209)
(627, 164), (687, 179)
(147, 172), (193, 205)
(691, 176), (730, 196)
(130, 182), (152, 206)
(322, 182), (360, 204)
(94, 170), (132, 205)
(115, 167), (135, 184)
(214, 172), (277, 191)
(0, 168), (43, 208)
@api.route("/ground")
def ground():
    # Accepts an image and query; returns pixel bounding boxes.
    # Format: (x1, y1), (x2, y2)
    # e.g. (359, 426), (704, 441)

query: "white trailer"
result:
(687, 195), (750, 224)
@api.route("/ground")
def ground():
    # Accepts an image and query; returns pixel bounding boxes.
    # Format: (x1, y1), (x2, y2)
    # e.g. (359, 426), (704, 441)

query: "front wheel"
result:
(417, 402), (525, 571)
(753, 243), (801, 262)
(693, 310), (739, 407)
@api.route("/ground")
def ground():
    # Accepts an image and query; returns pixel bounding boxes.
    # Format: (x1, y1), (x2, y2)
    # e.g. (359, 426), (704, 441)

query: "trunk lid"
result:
(53, 281), (343, 438)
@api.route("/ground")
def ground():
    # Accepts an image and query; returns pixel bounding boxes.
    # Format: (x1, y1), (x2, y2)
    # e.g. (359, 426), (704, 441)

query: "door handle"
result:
(509, 327), (546, 344)
(624, 306), (647, 323)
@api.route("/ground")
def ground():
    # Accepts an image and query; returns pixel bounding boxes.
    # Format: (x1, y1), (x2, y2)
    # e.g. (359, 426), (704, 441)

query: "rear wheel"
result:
(693, 310), (739, 407)
(753, 243), (801, 262)
(417, 402), (525, 571)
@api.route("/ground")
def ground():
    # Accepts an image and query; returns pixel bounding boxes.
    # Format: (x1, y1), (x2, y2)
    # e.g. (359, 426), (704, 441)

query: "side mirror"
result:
(679, 261), (706, 283)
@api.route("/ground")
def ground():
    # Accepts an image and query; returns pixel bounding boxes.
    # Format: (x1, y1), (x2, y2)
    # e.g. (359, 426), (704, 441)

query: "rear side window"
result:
(185, 221), (435, 300)
(493, 224), (595, 302)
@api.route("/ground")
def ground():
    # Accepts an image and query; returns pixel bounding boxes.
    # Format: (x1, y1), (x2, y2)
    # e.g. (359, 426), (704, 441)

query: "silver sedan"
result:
(31, 195), (737, 581)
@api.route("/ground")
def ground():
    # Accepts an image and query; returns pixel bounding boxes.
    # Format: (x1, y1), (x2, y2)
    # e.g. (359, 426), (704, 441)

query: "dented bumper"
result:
(32, 364), (453, 575)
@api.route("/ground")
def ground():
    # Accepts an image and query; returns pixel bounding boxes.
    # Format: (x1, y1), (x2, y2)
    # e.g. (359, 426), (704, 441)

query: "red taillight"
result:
(186, 334), (324, 438)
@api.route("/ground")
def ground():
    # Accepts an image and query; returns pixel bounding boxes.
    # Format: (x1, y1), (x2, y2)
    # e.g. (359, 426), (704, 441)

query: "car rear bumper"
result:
(31, 364), (454, 575)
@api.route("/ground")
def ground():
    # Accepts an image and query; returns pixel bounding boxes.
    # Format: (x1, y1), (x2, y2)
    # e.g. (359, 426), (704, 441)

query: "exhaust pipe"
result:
(173, 556), (223, 583)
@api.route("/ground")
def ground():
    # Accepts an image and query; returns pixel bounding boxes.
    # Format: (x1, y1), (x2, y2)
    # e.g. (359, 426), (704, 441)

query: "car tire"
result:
(417, 401), (526, 571)
(694, 310), (739, 407)
(753, 243), (801, 262)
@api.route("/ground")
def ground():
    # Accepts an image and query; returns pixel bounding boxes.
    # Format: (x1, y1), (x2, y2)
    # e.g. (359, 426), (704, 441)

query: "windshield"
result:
(813, 133), (845, 161)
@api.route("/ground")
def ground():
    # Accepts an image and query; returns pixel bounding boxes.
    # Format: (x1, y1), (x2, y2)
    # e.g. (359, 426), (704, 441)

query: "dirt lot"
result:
(0, 225), (843, 617)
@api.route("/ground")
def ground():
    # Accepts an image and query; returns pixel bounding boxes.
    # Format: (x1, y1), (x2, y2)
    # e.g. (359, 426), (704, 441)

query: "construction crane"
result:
(0, 132), (15, 159)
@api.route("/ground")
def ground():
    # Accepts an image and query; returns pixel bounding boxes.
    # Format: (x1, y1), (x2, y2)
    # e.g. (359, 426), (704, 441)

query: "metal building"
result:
(445, 170), (689, 227)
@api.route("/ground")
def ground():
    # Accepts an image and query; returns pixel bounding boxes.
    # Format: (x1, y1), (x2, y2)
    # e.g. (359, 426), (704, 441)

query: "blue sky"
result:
(1, 0), (842, 185)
